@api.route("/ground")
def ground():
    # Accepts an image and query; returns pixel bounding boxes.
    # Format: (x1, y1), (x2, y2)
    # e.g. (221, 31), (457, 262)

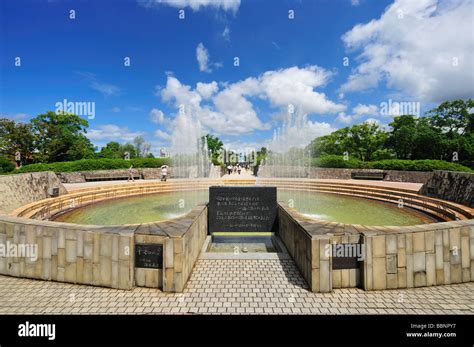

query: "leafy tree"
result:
(0, 118), (36, 164)
(121, 143), (138, 159)
(98, 141), (122, 159)
(203, 134), (224, 165)
(386, 115), (418, 159)
(133, 136), (151, 158)
(31, 111), (95, 163)
(427, 99), (473, 135)
(204, 134), (224, 155)
(309, 122), (386, 161)
(97, 141), (141, 159)
(426, 99), (474, 161)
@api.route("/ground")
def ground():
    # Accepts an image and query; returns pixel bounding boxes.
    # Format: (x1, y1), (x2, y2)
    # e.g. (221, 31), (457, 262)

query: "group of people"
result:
(226, 163), (249, 175)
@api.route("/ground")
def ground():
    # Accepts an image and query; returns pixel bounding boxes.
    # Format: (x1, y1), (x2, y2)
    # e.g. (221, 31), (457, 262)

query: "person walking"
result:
(227, 164), (232, 175)
(128, 165), (135, 182)
(237, 164), (241, 175)
(161, 165), (168, 182)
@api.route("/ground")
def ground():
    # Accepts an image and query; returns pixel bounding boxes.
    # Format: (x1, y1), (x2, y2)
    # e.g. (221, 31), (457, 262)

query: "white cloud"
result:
(196, 43), (211, 72)
(196, 81), (218, 99)
(336, 112), (353, 124)
(138, 0), (241, 12)
(149, 108), (165, 124)
(87, 124), (143, 142)
(340, 0), (474, 102)
(195, 42), (222, 73)
(76, 71), (121, 97)
(268, 114), (336, 152)
(90, 81), (120, 96)
(111, 107), (121, 113)
(351, 0), (360, 6)
(336, 103), (379, 124)
(222, 26), (231, 41)
(259, 66), (346, 114)
(158, 66), (344, 136)
(154, 129), (172, 141)
(353, 103), (378, 117)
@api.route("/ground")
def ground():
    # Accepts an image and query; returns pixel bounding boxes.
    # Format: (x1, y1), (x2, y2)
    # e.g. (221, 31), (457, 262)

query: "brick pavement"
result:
(0, 259), (472, 315)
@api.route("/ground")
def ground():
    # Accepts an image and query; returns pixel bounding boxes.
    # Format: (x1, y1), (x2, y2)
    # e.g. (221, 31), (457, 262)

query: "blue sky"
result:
(1, 0), (473, 154)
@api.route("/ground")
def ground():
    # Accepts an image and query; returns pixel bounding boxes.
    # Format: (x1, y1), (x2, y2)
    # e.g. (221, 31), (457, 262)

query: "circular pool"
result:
(52, 189), (434, 226)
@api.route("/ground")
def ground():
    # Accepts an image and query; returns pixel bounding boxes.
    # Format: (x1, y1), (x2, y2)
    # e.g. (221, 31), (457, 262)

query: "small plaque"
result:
(135, 244), (163, 269)
(208, 186), (277, 233)
(332, 256), (360, 270)
(331, 243), (362, 270)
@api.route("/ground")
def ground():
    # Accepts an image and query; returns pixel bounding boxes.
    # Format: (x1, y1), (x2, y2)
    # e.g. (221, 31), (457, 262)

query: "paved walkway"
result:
(0, 258), (472, 315)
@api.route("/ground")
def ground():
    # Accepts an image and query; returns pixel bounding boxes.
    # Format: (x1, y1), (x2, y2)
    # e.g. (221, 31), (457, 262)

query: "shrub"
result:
(16, 158), (172, 173)
(311, 155), (366, 169)
(310, 156), (472, 172)
(0, 155), (15, 173)
(367, 159), (473, 172)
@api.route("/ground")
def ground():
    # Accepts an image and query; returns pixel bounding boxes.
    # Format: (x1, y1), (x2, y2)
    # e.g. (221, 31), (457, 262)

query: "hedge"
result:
(311, 155), (473, 172)
(8, 155), (474, 174)
(0, 156), (16, 174)
(15, 158), (172, 174)
(311, 155), (367, 169)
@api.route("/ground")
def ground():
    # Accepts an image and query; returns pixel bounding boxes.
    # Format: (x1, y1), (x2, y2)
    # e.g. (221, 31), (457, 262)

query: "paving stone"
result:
(0, 258), (472, 315)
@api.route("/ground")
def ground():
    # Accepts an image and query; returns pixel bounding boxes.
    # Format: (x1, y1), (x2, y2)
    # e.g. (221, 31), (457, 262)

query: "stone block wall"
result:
(362, 222), (474, 291)
(278, 205), (332, 293)
(0, 216), (135, 290)
(419, 170), (474, 207)
(278, 204), (473, 293)
(134, 234), (166, 289)
(0, 172), (67, 214)
(163, 206), (208, 292)
(258, 166), (433, 183)
(329, 233), (362, 289)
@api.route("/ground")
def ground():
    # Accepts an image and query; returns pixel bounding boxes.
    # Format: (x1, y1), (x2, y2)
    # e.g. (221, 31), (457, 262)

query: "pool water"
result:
(53, 189), (433, 226)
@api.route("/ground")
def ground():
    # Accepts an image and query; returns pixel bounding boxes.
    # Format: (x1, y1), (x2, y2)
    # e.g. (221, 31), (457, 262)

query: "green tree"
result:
(203, 134), (224, 165)
(386, 115), (418, 159)
(426, 99), (474, 162)
(310, 122), (386, 161)
(31, 111), (95, 163)
(204, 134), (224, 155)
(0, 118), (36, 164)
(121, 143), (138, 159)
(98, 141), (122, 159)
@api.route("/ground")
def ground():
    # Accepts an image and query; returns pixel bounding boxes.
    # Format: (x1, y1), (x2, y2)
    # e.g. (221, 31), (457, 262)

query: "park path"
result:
(221, 168), (256, 180)
(0, 259), (472, 314)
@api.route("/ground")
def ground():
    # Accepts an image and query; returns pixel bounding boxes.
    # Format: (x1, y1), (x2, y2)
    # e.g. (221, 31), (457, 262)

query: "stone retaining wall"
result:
(0, 205), (208, 293)
(362, 224), (473, 290)
(278, 204), (474, 293)
(258, 166), (433, 183)
(0, 172), (67, 214)
(419, 170), (474, 207)
(58, 166), (216, 183)
(0, 216), (135, 289)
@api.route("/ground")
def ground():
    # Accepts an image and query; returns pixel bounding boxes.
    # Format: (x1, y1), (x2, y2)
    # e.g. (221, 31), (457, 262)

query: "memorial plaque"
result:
(331, 243), (362, 270)
(208, 186), (277, 233)
(135, 244), (163, 269)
